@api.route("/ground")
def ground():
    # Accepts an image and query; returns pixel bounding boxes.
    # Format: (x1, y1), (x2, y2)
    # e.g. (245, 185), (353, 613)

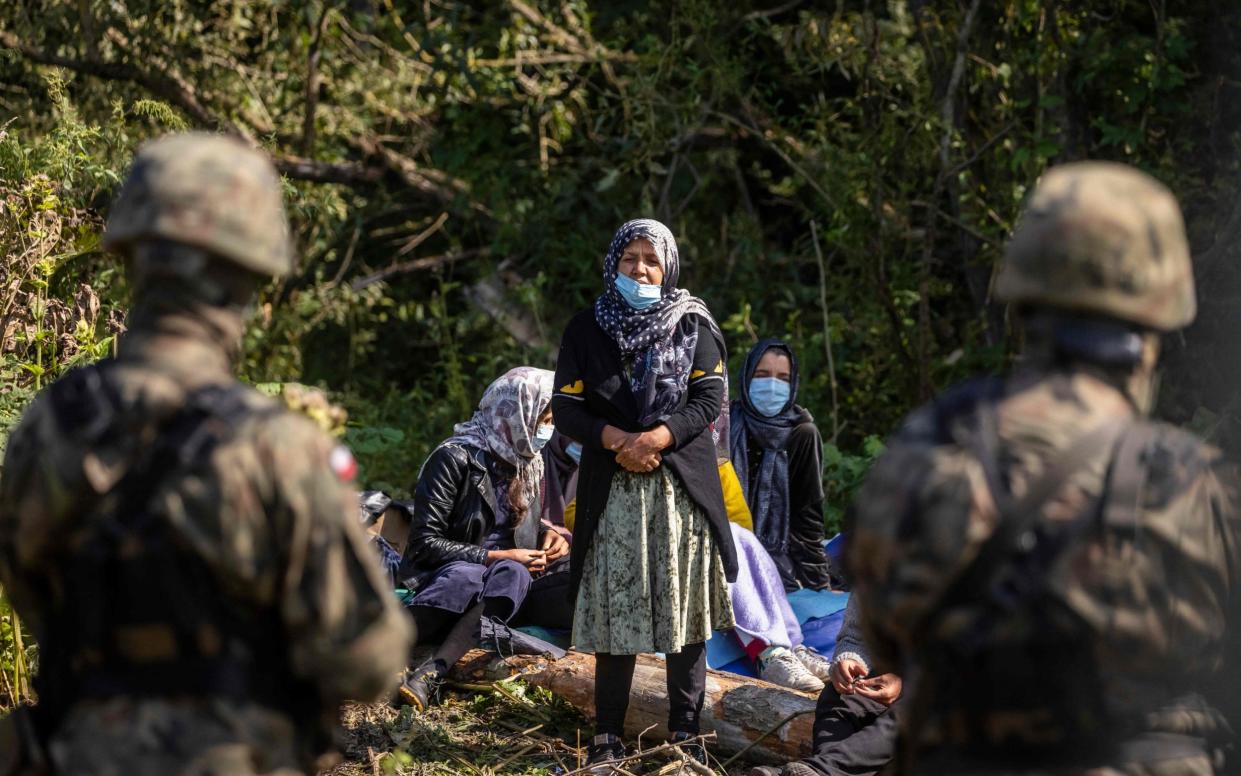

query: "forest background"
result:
(1, 0), (1240, 711)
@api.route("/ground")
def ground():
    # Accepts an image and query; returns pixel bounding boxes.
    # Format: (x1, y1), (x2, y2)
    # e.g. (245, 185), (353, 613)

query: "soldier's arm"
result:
(272, 418), (414, 705)
(0, 399), (61, 640)
(846, 422), (986, 675)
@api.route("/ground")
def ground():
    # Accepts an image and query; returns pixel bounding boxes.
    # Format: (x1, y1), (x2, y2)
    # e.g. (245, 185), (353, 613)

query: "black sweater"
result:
(552, 310), (738, 599)
(744, 421), (834, 591)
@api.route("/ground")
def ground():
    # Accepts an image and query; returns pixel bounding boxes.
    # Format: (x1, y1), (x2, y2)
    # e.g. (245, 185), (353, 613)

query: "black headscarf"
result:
(728, 338), (811, 554)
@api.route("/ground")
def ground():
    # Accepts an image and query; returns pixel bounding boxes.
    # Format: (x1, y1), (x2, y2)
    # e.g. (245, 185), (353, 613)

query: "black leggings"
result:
(594, 642), (707, 737)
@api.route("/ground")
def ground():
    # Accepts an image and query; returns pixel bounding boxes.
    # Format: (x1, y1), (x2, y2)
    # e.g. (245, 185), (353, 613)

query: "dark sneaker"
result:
(584, 733), (626, 773)
(670, 730), (708, 766)
(397, 658), (446, 711)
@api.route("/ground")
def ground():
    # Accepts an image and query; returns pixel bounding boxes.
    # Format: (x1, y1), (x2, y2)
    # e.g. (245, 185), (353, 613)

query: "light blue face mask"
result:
(749, 377), (791, 417)
(565, 441), (582, 464)
(614, 272), (663, 310)
(532, 424), (555, 453)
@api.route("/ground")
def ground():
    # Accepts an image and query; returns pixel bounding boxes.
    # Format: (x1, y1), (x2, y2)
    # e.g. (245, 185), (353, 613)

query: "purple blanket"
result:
(728, 523), (802, 657)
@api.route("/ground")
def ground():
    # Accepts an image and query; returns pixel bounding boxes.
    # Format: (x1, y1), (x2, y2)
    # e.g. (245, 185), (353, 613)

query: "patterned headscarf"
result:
(592, 219), (730, 457)
(444, 366), (555, 524)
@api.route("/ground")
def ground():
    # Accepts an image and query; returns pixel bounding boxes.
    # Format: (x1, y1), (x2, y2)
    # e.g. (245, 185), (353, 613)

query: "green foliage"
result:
(0, 594), (35, 709)
(822, 435), (886, 536)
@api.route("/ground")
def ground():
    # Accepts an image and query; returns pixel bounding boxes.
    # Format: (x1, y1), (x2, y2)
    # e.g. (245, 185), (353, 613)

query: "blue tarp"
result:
(705, 589), (849, 676)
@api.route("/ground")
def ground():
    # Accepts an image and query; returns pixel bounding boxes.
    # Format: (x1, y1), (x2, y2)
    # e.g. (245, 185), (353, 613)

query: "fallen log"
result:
(450, 648), (817, 764)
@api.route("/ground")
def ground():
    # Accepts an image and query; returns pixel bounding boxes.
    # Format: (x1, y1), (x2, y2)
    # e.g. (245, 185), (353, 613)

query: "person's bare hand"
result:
(541, 529), (569, 563)
(853, 673), (902, 706)
(622, 426), (672, 459)
(601, 425), (636, 453)
(488, 548), (547, 573)
(830, 657), (869, 694)
(614, 426), (671, 473)
(615, 446), (660, 472)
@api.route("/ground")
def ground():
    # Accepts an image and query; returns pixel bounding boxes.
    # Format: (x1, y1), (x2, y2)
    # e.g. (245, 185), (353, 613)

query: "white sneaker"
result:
(758, 647), (824, 693)
(793, 644), (834, 683)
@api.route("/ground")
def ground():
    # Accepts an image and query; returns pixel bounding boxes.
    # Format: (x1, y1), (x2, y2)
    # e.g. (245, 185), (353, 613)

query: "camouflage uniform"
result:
(849, 163), (1241, 775)
(0, 133), (413, 776)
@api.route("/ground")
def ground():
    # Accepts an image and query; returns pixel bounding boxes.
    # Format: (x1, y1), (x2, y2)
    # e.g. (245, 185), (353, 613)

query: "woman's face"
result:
(617, 238), (664, 286)
(753, 349), (792, 382)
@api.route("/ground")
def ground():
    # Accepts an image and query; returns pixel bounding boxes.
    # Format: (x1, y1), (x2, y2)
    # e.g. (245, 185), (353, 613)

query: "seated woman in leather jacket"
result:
(398, 366), (571, 709)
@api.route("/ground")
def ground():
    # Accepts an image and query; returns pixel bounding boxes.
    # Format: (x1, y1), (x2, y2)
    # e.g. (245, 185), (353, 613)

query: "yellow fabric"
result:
(719, 460), (753, 531)
(565, 460), (752, 533)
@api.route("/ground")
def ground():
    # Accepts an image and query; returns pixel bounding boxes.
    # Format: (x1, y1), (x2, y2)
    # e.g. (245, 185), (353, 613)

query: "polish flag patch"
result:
(330, 445), (358, 482)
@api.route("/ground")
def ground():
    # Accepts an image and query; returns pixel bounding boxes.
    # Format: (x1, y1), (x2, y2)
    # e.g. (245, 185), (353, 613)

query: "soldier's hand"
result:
(830, 657), (869, 694)
(541, 530), (569, 563)
(853, 673), (902, 706)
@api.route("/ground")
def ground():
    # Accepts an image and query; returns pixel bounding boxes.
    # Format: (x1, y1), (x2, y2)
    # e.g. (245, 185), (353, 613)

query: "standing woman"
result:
(398, 367), (571, 709)
(553, 219), (737, 767)
(729, 339), (834, 592)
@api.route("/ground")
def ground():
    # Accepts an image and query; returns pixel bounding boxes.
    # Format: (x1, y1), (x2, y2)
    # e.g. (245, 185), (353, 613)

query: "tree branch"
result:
(301, 3), (333, 156)
(916, 0), (983, 400)
(0, 28), (231, 134)
(350, 135), (491, 216)
(350, 248), (489, 290)
(271, 155), (384, 185)
(0, 31), (478, 196)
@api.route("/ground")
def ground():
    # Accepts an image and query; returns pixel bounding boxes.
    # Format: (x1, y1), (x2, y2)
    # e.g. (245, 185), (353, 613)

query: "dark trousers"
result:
(411, 557), (574, 642)
(803, 685), (900, 776)
(594, 643), (707, 737)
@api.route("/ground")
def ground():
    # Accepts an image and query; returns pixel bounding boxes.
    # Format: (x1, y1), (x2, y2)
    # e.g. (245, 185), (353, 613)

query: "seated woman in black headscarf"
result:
(397, 366), (572, 709)
(729, 339), (834, 592)
(552, 218), (737, 768)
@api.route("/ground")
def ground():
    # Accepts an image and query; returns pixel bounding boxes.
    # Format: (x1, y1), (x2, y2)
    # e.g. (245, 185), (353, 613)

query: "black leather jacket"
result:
(399, 442), (540, 590)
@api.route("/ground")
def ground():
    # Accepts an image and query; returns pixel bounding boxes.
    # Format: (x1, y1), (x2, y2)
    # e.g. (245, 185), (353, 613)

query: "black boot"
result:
(584, 733), (626, 773)
(670, 730), (708, 766)
(397, 657), (446, 711)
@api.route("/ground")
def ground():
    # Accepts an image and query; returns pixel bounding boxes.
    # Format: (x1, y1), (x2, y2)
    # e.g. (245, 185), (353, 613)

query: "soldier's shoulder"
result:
(229, 386), (357, 481)
(892, 376), (1005, 447)
(231, 387), (332, 446)
(8, 361), (118, 441)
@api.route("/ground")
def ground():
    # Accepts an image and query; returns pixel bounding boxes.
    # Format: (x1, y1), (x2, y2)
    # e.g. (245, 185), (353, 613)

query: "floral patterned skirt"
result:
(572, 468), (734, 654)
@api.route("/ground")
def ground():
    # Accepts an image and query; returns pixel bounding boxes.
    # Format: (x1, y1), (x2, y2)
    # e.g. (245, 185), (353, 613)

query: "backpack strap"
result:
(944, 405), (1130, 616)
(1102, 422), (1157, 531)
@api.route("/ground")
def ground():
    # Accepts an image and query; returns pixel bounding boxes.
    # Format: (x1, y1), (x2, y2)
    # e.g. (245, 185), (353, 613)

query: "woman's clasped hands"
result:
(601, 424), (672, 474)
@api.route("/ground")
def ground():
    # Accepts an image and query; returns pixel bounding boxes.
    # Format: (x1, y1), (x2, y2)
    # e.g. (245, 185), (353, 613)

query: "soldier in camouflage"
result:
(848, 162), (1241, 775)
(0, 133), (413, 775)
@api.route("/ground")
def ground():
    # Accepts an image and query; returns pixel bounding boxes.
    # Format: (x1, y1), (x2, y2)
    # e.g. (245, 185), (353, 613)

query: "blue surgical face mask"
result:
(532, 424), (555, 453)
(565, 441), (582, 464)
(614, 272), (663, 310)
(749, 377), (791, 417)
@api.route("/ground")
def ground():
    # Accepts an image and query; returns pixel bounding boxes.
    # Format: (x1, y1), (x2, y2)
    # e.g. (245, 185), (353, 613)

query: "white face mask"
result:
(532, 423), (555, 453)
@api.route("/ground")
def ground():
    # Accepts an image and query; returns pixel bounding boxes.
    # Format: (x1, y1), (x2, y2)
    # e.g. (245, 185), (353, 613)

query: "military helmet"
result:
(103, 132), (293, 277)
(995, 161), (1195, 332)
